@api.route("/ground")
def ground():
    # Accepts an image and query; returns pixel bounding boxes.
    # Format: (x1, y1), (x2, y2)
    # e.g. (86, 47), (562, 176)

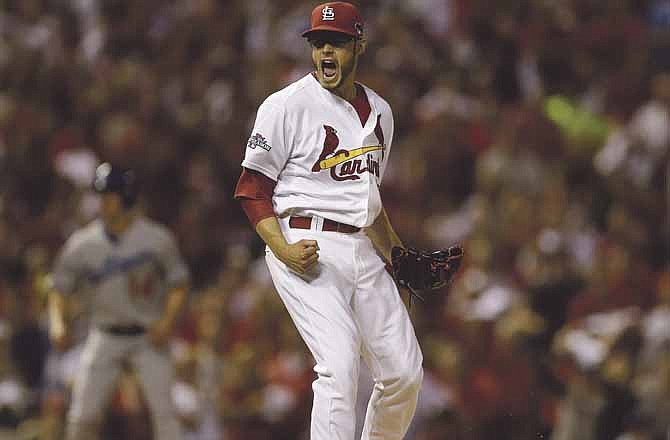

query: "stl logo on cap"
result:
(322, 5), (335, 20)
(302, 2), (364, 39)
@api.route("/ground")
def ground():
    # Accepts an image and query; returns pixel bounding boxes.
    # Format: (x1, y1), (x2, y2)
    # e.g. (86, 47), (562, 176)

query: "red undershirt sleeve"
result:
(234, 167), (277, 228)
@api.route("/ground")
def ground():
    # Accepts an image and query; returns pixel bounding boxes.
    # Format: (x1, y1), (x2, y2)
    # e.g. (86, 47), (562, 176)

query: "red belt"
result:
(289, 216), (360, 233)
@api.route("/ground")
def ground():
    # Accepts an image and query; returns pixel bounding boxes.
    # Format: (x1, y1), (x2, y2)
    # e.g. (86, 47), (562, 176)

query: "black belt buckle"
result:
(102, 324), (146, 336)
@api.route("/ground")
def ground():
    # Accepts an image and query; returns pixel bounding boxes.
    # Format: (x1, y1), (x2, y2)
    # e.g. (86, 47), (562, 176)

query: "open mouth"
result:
(322, 60), (337, 79)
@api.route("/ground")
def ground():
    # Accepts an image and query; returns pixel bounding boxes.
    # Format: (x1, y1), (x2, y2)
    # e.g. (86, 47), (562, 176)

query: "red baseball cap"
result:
(302, 2), (364, 39)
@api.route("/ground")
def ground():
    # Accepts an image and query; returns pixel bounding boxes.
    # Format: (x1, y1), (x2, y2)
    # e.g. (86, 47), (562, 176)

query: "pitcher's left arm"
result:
(364, 206), (403, 264)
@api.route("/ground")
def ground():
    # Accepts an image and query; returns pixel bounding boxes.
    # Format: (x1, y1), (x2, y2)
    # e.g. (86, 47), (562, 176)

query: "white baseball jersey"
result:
(241, 73), (394, 228)
(51, 217), (189, 328)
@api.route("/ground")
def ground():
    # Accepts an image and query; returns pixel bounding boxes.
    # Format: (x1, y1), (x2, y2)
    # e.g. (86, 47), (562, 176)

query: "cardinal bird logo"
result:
(312, 122), (385, 181)
(312, 125), (340, 172)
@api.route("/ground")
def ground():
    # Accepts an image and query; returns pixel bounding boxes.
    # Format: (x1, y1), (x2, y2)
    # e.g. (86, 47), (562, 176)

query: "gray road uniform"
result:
(51, 216), (189, 440)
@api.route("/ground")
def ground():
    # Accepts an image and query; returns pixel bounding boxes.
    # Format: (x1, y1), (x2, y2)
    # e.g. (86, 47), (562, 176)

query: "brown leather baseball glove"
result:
(391, 245), (464, 302)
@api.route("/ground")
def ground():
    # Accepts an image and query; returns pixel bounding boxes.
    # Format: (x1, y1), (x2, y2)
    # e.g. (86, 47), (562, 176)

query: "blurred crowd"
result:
(0, 0), (668, 439)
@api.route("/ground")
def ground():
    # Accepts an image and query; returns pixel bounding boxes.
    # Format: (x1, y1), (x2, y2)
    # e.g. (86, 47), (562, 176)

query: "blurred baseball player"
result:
(48, 163), (189, 440)
(235, 3), (424, 438)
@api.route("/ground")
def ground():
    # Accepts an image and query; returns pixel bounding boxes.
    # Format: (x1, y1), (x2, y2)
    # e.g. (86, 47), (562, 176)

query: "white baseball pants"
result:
(265, 216), (424, 440)
(65, 329), (182, 440)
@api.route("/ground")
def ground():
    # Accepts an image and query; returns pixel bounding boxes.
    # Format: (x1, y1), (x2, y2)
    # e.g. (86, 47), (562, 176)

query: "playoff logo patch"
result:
(247, 133), (271, 151)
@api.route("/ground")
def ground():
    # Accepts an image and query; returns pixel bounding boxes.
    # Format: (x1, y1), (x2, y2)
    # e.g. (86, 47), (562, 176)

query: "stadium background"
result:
(0, 0), (668, 438)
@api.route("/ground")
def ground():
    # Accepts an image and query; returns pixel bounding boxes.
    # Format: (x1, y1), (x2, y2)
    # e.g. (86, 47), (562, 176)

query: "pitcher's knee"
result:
(406, 367), (424, 391)
(393, 366), (423, 398)
(314, 364), (357, 400)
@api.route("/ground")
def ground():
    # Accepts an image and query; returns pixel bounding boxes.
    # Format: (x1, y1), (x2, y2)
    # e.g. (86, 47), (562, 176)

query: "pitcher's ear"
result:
(356, 37), (367, 56)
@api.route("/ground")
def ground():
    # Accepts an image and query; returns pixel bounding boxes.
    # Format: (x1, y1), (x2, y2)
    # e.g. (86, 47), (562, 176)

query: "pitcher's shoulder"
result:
(358, 83), (392, 114)
(262, 75), (316, 109)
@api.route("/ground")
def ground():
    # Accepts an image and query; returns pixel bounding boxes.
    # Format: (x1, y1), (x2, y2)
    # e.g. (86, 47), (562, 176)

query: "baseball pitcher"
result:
(234, 3), (463, 439)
